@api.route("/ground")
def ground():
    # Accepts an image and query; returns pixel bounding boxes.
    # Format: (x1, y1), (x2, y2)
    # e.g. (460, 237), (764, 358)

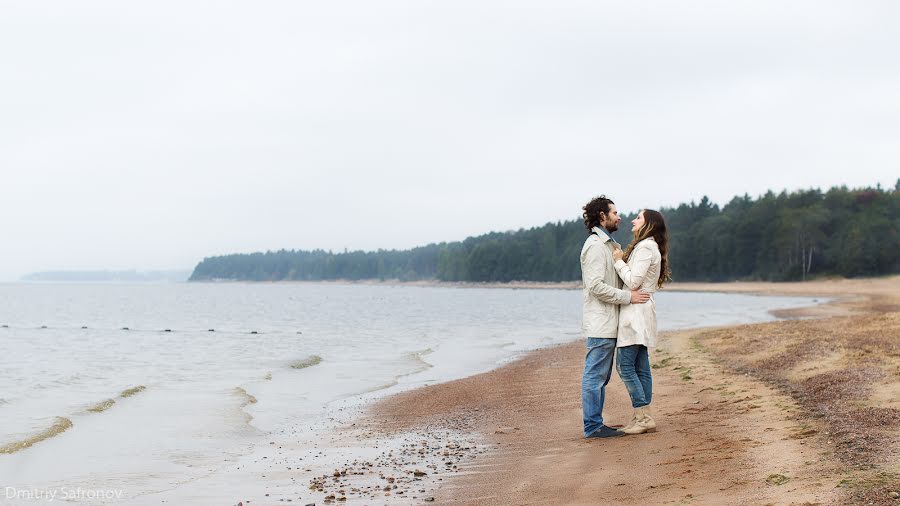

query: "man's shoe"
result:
(586, 425), (625, 438)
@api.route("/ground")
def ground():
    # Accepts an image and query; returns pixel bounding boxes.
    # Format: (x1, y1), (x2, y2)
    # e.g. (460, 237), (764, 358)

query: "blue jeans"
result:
(581, 337), (616, 436)
(616, 345), (652, 408)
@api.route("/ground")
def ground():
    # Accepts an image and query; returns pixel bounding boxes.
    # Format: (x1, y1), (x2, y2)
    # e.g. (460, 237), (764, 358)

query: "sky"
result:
(1, 1), (897, 280)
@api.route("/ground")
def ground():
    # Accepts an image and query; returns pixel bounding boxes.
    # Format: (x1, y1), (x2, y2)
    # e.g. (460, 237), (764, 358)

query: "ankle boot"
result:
(622, 409), (648, 435)
(623, 407), (657, 435)
(621, 409), (641, 433)
(638, 406), (656, 431)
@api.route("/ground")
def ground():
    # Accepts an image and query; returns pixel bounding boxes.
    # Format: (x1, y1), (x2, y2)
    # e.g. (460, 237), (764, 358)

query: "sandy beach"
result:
(322, 276), (899, 505)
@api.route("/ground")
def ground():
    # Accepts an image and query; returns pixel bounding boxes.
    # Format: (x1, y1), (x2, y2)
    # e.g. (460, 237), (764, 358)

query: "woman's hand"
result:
(612, 247), (624, 261)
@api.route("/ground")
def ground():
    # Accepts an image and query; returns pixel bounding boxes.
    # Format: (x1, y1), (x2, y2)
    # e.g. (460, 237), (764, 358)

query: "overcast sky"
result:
(1, 1), (897, 280)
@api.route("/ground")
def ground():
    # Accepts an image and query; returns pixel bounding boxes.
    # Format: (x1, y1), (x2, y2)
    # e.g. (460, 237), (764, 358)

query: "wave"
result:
(232, 387), (257, 426)
(408, 348), (434, 373)
(82, 386), (146, 414)
(360, 348), (435, 394)
(290, 355), (322, 370)
(86, 399), (116, 413)
(119, 385), (146, 398)
(233, 387), (257, 407)
(0, 417), (73, 454)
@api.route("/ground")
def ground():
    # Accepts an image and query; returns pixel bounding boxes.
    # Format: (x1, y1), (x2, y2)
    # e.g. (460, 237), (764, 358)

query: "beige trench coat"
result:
(580, 226), (632, 338)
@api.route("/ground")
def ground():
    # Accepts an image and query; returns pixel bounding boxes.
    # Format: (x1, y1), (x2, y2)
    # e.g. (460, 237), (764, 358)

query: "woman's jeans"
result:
(616, 345), (652, 408)
(581, 337), (616, 437)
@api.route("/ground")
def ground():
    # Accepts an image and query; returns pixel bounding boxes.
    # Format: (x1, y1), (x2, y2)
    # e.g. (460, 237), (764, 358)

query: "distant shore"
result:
(188, 277), (582, 289)
(190, 274), (896, 294)
(342, 275), (900, 505)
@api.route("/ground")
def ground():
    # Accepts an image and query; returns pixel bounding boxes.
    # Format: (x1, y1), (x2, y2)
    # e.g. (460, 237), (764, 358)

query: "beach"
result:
(0, 279), (896, 504)
(338, 276), (899, 505)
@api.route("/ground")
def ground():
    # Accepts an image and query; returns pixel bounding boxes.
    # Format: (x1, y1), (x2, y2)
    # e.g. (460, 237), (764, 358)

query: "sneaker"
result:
(586, 425), (625, 438)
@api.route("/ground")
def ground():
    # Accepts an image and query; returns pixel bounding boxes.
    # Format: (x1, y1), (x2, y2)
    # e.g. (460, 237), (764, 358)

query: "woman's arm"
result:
(614, 243), (655, 290)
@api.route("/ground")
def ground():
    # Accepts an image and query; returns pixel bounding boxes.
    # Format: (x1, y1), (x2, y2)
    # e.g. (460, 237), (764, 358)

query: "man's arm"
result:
(583, 241), (632, 305)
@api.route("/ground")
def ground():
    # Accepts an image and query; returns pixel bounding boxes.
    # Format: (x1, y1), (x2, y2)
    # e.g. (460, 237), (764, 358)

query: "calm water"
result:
(0, 282), (821, 503)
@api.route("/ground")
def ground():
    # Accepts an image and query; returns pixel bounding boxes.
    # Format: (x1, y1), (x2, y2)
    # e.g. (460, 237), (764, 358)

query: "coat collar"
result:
(592, 226), (613, 243)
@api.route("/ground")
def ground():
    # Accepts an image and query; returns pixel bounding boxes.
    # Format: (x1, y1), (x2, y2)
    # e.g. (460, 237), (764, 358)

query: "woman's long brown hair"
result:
(622, 209), (672, 288)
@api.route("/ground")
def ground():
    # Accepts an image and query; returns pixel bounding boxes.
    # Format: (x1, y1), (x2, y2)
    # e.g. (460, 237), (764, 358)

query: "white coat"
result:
(613, 237), (661, 348)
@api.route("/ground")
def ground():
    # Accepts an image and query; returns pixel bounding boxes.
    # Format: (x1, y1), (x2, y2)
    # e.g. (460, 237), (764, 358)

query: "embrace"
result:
(580, 195), (672, 439)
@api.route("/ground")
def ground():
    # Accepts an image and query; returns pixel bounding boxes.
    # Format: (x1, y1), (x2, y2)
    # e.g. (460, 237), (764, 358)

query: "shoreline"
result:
(337, 275), (899, 505)
(188, 278), (583, 290)
(185, 274), (896, 293)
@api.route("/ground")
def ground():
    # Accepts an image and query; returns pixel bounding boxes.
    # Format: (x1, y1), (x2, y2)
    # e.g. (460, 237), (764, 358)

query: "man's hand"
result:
(612, 247), (624, 261)
(630, 290), (650, 304)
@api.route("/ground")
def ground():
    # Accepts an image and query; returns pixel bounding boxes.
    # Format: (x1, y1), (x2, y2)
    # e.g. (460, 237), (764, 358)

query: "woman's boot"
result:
(623, 406), (657, 434)
(638, 406), (657, 432)
(622, 409), (647, 434)
(621, 409), (641, 433)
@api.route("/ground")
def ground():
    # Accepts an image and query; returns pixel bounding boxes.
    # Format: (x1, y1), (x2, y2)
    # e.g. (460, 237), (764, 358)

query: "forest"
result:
(189, 183), (899, 283)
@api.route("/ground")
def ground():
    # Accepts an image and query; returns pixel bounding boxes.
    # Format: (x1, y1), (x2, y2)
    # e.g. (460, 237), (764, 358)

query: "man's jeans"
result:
(581, 337), (616, 436)
(616, 344), (652, 408)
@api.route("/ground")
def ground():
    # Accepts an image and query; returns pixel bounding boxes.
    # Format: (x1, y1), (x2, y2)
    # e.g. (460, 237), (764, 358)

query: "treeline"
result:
(189, 247), (444, 282)
(189, 183), (899, 283)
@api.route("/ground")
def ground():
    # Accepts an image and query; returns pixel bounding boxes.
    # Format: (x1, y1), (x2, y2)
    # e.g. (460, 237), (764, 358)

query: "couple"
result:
(580, 195), (672, 439)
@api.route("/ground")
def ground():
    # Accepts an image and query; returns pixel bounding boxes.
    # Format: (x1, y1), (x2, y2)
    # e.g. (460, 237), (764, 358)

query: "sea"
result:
(0, 282), (823, 504)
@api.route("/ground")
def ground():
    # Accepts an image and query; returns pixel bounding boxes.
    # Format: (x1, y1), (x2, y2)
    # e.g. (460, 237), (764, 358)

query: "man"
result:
(580, 195), (650, 438)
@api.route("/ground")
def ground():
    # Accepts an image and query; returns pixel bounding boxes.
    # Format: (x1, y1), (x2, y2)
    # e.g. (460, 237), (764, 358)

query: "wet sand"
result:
(336, 276), (899, 505)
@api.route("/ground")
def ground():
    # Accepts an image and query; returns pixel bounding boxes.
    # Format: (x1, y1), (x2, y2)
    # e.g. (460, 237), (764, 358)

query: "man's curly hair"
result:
(582, 195), (615, 233)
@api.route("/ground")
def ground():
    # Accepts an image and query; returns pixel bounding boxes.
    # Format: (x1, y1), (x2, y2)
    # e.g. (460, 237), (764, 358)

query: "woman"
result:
(612, 209), (671, 435)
